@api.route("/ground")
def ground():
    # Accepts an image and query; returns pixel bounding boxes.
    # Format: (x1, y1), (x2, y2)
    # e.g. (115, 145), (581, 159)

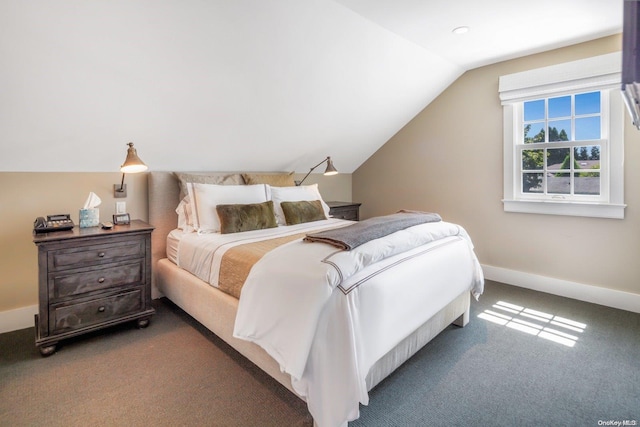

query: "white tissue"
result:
(83, 192), (102, 209)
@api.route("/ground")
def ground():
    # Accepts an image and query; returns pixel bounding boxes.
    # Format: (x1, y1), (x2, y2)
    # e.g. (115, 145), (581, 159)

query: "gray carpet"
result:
(1, 280), (639, 426)
(0, 300), (312, 427)
(353, 281), (640, 426)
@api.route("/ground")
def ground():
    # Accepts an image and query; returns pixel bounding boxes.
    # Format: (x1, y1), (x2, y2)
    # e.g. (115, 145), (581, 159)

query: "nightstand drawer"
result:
(327, 202), (361, 221)
(51, 289), (143, 334)
(49, 238), (145, 271)
(330, 208), (358, 221)
(50, 261), (144, 300)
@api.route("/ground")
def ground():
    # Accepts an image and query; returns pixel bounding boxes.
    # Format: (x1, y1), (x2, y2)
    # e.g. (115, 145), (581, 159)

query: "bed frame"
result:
(147, 171), (470, 402)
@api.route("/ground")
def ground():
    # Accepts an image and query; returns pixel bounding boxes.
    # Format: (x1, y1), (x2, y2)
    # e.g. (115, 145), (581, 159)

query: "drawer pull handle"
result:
(98, 306), (106, 313)
(98, 277), (105, 283)
(98, 252), (105, 258)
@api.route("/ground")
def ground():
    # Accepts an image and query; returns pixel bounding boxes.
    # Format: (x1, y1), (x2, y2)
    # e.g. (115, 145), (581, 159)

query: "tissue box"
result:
(79, 208), (99, 228)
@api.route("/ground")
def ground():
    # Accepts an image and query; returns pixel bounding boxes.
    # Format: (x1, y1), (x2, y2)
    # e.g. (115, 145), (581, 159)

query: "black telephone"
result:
(33, 214), (75, 233)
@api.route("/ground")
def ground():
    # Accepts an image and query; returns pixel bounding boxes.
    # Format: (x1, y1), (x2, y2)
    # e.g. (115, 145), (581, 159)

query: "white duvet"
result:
(175, 218), (484, 427)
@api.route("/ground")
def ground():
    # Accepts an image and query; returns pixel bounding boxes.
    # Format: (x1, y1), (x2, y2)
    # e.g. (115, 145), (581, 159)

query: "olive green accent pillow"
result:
(241, 172), (296, 187)
(216, 200), (278, 234)
(280, 200), (327, 225)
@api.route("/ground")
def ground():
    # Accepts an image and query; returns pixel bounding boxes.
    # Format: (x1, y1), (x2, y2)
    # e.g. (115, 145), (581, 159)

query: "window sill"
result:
(503, 199), (626, 219)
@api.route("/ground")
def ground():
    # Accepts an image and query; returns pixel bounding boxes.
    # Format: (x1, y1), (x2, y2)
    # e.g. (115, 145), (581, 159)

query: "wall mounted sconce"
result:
(114, 142), (148, 198)
(295, 156), (338, 186)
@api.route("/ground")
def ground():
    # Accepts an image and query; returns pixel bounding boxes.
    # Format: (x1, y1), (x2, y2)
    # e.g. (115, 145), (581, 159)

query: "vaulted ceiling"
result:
(0, 0), (622, 173)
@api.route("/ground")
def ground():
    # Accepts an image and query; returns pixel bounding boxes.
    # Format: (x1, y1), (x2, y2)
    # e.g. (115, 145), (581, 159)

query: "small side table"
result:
(33, 220), (155, 356)
(327, 201), (361, 221)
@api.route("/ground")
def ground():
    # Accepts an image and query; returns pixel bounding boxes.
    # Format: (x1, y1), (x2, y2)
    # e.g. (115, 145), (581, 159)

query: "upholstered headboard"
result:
(148, 172), (178, 267)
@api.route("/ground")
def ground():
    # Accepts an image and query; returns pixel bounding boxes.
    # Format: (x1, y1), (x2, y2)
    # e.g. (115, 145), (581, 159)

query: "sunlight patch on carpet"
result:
(478, 300), (586, 347)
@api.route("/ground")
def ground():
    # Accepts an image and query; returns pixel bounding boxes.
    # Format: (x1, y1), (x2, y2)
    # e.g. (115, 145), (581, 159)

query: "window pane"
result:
(549, 96), (571, 118)
(548, 120), (571, 141)
(574, 146), (595, 161)
(547, 173), (570, 194)
(524, 100), (545, 121)
(522, 173), (543, 193)
(574, 146), (600, 171)
(524, 122), (545, 143)
(522, 149), (544, 170)
(575, 92), (600, 115)
(575, 116), (600, 140)
(547, 148), (570, 170)
(575, 172), (600, 195)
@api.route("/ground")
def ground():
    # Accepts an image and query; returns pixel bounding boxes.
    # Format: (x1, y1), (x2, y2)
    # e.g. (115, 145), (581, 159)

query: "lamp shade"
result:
(120, 142), (148, 173)
(324, 157), (338, 176)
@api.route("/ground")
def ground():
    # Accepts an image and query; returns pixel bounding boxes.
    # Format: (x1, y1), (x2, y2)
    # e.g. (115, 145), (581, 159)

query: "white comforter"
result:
(175, 218), (484, 427)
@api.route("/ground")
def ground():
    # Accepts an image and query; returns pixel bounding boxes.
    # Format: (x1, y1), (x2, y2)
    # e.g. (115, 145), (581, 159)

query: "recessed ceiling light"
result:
(452, 26), (469, 35)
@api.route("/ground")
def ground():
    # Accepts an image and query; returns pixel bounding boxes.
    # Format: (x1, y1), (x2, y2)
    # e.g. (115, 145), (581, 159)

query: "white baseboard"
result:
(482, 264), (640, 314)
(0, 304), (37, 334)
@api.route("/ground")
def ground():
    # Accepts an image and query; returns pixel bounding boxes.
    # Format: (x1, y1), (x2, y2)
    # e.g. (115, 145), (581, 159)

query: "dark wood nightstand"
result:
(33, 220), (155, 356)
(327, 201), (362, 221)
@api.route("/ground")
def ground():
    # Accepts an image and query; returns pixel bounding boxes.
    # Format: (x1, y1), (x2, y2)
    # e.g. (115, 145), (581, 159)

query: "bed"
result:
(148, 171), (484, 427)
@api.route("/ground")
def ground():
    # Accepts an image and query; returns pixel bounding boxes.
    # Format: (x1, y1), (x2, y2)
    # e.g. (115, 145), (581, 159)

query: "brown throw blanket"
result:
(303, 210), (442, 250)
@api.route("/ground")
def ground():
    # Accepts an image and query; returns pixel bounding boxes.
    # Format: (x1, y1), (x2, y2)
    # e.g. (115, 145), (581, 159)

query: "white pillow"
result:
(186, 183), (271, 233)
(270, 184), (331, 225)
(175, 196), (195, 233)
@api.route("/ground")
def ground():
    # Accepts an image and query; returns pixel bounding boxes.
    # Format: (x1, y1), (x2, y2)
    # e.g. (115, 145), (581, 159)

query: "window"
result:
(520, 91), (604, 199)
(500, 53), (626, 219)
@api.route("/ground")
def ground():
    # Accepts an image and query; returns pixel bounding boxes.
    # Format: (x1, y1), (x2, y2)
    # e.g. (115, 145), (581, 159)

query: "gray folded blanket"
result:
(304, 210), (442, 250)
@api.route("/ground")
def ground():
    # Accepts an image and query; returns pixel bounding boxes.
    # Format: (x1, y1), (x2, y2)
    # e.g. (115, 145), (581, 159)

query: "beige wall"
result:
(0, 173), (148, 312)
(295, 173), (353, 204)
(353, 35), (640, 296)
(0, 172), (349, 314)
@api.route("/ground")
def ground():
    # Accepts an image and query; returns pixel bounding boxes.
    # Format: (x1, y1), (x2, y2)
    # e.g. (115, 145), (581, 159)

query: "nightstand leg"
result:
(39, 344), (57, 357)
(136, 317), (151, 329)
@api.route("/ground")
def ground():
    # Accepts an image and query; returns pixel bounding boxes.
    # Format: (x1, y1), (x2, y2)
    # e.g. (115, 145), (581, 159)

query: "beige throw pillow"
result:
(175, 172), (244, 199)
(241, 172), (295, 187)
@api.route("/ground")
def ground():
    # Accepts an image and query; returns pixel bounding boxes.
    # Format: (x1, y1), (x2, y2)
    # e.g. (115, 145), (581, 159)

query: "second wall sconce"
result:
(295, 156), (338, 186)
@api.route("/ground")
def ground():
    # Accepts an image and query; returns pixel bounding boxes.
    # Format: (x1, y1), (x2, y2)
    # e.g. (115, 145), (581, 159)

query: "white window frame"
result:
(499, 52), (626, 219)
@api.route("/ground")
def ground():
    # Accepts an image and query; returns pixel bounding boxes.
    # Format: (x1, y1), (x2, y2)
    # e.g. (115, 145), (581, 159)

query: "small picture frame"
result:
(112, 213), (131, 225)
